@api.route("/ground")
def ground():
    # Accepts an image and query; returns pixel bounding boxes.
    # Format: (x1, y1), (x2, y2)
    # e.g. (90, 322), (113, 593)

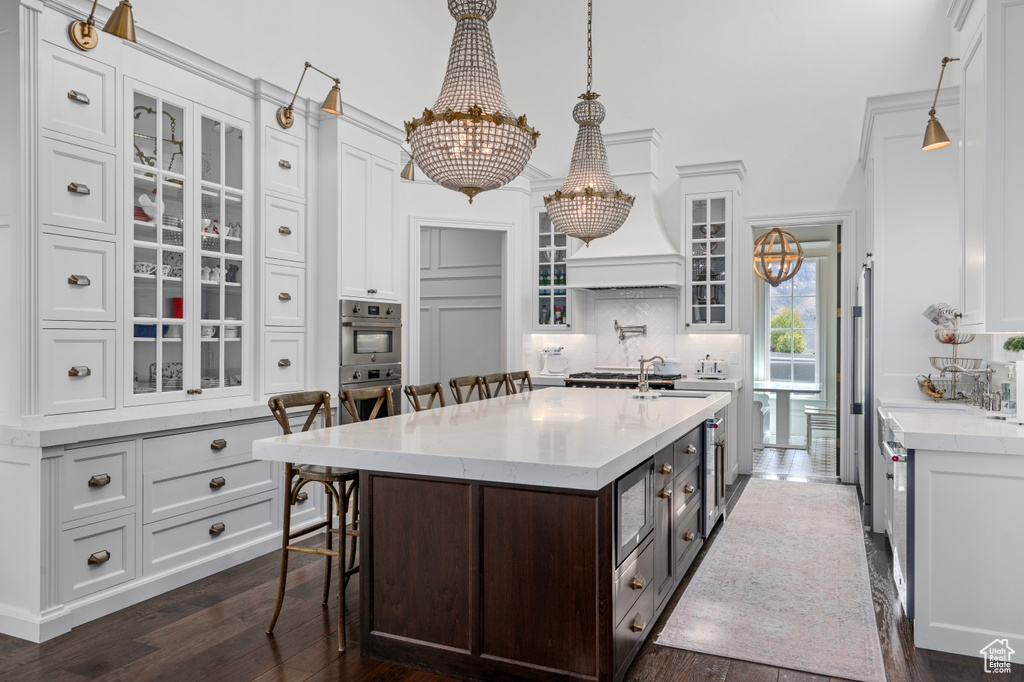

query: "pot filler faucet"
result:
(637, 356), (665, 395)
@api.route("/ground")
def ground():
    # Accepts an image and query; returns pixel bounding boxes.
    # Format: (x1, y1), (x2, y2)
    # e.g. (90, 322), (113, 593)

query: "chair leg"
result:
(338, 541), (346, 653)
(322, 484), (333, 607)
(267, 477), (294, 635)
(345, 480), (359, 587)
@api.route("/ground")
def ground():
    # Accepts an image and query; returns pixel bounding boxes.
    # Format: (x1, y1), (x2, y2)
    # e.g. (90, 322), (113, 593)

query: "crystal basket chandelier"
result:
(543, 0), (634, 245)
(404, 0), (540, 203)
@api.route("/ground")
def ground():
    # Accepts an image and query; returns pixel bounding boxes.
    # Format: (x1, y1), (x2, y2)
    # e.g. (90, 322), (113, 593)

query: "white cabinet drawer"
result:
(144, 457), (276, 523)
(264, 264), (305, 327)
(40, 138), (116, 235)
(264, 332), (305, 394)
(143, 420), (279, 475)
(264, 195), (306, 263)
(40, 329), (115, 415)
(143, 493), (277, 576)
(264, 127), (305, 198)
(61, 514), (136, 601)
(40, 43), (116, 147)
(62, 441), (136, 524)
(40, 232), (116, 322)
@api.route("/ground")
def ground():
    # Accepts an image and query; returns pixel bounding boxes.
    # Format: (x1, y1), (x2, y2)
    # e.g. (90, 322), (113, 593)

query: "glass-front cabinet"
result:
(127, 83), (250, 403)
(685, 194), (732, 330)
(534, 210), (573, 330)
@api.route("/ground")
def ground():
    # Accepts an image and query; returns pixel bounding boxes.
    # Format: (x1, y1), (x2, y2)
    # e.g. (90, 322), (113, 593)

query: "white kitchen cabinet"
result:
(39, 329), (116, 415)
(335, 143), (399, 302)
(39, 41), (117, 148)
(39, 232), (116, 323)
(39, 137), (117, 235)
(676, 162), (745, 332)
(532, 208), (583, 331)
(956, 0), (1024, 332)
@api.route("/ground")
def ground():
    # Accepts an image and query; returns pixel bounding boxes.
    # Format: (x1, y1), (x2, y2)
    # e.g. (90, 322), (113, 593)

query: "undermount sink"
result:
(655, 391), (712, 399)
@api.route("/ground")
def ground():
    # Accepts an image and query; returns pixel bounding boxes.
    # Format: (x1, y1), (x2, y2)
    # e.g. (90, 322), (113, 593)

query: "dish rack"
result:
(918, 319), (988, 402)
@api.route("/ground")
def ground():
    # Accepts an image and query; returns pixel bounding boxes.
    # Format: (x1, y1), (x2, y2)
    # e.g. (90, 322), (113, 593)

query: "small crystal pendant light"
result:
(544, 0), (634, 245)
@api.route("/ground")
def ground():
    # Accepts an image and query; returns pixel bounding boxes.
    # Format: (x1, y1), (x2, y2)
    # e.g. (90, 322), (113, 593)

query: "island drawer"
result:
(143, 420), (279, 474)
(654, 444), (674, 494)
(613, 578), (655, 676)
(674, 501), (703, 575)
(62, 440), (136, 524)
(673, 465), (701, 521)
(673, 426), (703, 474)
(61, 513), (136, 601)
(614, 540), (654, 625)
(142, 492), (277, 576)
(143, 457), (276, 523)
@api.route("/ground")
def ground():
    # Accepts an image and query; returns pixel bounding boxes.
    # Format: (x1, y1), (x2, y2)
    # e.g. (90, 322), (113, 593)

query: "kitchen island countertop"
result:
(892, 411), (1024, 455)
(253, 387), (730, 490)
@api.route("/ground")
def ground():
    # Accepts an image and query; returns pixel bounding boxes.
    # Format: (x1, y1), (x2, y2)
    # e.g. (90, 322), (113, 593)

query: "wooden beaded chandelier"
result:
(543, 0), (634, 245)
(404, 0), (540, 204)
(753, 228), (804, 287)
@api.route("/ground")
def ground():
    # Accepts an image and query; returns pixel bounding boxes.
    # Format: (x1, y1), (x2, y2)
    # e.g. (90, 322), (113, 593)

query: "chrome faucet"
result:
(638, 356), (665, 394)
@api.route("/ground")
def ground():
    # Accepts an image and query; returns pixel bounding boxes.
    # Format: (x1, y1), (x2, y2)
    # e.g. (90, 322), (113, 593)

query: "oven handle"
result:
(342, 321), (402, 328)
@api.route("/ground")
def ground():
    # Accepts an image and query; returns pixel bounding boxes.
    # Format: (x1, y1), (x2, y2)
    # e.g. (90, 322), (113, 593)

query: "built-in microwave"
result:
(615, 458), (655, 566)
(340, 300), (402, 367)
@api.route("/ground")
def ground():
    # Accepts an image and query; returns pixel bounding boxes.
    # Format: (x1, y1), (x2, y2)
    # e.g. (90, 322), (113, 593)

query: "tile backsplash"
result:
(524, 289), (745, 376)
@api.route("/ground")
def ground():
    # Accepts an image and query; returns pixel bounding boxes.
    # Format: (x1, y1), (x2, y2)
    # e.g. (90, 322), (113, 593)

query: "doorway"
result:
(417, 227), (505, 385)
(751, 224), (840, 480)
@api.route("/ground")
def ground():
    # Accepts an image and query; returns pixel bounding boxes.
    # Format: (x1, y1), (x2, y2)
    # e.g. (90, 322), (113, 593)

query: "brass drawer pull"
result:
(659, 463), (673, 475)
(278, 358), (291, 368)
(88, 473), (110, 487)
(278, 292), (292, 301)
(68, 366), (91, 377)
(683, 531), (696, 543)
(67, 90), (91, 105)
(296, 491), (309, 504)
(209, 522), (226, 535)
(684, 484), (695, 495)
(278, 159), (291, 170)
(657, 487), (672, 499)
(685, 445), (697, 456)
(210, 439), (227, 450)
(209, 476), (226, 489)
(187, 388), (205, 396)
(630, 614), (646, 633)
(67, 182), (91, 195)
(87, 550), (110, 565)
(68, 274), (91, 286)
(886, 472), (894, 480)
(630, 572), (646, 591)
(278, 226), (292, 235)
(367, 288), (378, 295)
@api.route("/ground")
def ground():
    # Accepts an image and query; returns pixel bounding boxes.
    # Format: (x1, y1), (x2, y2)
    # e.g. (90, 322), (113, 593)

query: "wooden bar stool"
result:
(505, 370), (534, 394)
(482, 372), (512, 398)
(404, 382), (446, 411)
(449, 375), (488, 403)
(266, 391), (357, 652)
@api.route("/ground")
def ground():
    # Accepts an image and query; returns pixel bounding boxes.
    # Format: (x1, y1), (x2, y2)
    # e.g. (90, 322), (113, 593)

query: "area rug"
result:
(656, 479), (886, 682)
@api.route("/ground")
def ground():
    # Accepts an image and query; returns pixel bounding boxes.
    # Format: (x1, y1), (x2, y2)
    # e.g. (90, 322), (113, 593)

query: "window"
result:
(766, 259), (820, 384)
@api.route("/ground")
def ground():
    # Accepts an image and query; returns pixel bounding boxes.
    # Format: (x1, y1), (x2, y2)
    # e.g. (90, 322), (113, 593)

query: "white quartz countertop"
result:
(892, 412), (1024, 455)
(673, 377), (743, 392)
(253, 388), (730, 490)
(0, 401), (277, 448)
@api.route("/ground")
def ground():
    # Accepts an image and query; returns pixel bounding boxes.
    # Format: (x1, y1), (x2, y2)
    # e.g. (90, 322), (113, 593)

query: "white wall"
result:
(419, 227), (503, 385)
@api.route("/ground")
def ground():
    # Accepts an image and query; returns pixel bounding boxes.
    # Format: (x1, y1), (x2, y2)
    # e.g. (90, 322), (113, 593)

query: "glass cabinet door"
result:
(536, 211), (570, 329)
(197, 113), (247, 395)
(127, 86), (249, 404)
(130, 91), (189, 400)
(687, 195), (730, 328)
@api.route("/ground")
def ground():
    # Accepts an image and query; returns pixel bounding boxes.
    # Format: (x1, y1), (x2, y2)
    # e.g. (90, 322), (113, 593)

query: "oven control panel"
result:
(341, 299), (402, 321)
(341, 363), (402, 386)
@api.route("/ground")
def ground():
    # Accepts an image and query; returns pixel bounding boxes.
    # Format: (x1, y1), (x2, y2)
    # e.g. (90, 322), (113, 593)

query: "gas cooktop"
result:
(564, 372), (682, 387)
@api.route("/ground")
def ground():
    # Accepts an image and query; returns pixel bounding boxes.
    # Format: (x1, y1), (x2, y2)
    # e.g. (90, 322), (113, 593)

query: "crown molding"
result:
(603, 128), (662, 148)
(947, 0), (975, 31)
(676, 160), (746, 181)
(858, 86), (960, 168)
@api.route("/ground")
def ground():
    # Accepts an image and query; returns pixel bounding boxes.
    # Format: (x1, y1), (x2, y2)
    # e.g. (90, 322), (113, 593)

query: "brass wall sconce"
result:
(68, 0), (137, 51)
(400, 150), (415, 181)
(922, 56), (960, 151)
(278, 62), (343, 129)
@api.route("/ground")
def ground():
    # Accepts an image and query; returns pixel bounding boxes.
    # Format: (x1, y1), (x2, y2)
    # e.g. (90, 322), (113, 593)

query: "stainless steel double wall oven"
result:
(339, 300), (402, 423)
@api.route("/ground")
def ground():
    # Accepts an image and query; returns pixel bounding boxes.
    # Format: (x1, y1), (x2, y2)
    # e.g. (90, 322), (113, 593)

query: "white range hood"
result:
(563, 129), (684, 289)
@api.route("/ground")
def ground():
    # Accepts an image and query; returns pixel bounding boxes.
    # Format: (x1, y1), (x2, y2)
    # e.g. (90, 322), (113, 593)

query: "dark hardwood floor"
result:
(1, 476), (1019, 681)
